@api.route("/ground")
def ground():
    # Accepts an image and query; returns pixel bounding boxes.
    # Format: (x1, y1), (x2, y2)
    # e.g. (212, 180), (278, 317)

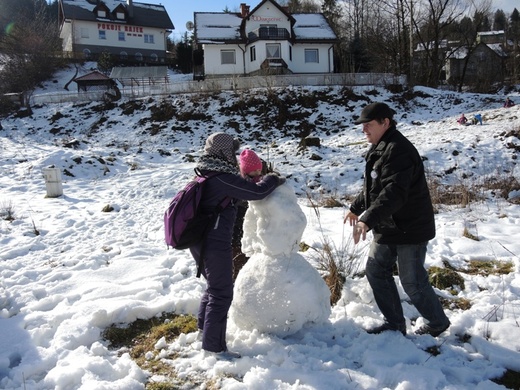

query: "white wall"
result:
(60, 22), (73, 51)
(244, 41), (291, 74)
(243, 2), (291, 35)
(63, 20), (167, 52)
(290, 45), (334, 73)
(203, 44), (246, 75)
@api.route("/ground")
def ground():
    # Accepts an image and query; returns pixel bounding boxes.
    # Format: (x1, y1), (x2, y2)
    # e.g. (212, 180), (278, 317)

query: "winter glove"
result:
(265, 173), (285, 186)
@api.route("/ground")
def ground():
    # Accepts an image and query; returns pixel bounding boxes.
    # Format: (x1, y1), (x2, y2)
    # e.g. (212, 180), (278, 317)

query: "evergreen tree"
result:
(493, 9), (507, 31)
(510, 8), (520, 41)
(175, 34), (193, 74)
(322, 0), (341, 30)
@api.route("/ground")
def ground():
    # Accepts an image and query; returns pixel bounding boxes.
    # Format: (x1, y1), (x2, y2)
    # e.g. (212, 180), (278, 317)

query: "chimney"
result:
(127, 0), (133, 18)
(240, 3), (250, 17)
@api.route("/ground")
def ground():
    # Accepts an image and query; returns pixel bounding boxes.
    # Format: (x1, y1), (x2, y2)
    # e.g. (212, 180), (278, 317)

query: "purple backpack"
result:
(164, 172), (230, 251)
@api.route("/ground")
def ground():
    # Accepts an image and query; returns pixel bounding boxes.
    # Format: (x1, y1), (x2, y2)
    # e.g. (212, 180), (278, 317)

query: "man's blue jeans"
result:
(365, 241), (450, 329)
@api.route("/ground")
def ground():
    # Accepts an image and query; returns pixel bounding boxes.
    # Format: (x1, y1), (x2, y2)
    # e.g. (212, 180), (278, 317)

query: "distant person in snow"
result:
(457, 114), (468, 125)
(232, 149), (265, 280)
(190, 133), (284, 359)
(471, 114), (483, 125)
(344, 102), (451, 337)
(504, 97), (515, 108)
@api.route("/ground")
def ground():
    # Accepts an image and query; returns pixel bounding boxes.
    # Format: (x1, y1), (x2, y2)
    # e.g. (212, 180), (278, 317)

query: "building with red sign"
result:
(58, 0), (174, 65)
(193, 0), (337, 79)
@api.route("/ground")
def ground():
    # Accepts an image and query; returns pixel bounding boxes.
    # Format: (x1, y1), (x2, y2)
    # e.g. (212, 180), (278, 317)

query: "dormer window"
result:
(113, 5), (127, 20)
(93, 4), (110, 19)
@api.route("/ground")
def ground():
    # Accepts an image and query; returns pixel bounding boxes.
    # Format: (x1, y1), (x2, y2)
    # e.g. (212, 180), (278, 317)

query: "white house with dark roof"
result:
(193, 0), (337, 78)
(59, 0), (174, 64)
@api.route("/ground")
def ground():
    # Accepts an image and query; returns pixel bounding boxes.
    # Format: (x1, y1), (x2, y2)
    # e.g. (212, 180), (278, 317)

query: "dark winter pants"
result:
(365, 241), (450, 330)
(191, 242), (234, 353)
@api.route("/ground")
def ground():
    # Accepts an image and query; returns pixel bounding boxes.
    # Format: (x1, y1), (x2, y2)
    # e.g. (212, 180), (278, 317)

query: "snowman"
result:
(230, 184), (331, 337)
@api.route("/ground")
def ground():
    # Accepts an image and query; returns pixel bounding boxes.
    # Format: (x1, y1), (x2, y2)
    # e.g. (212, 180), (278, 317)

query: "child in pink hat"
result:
(233, 149), (265, 280)
(239, 149), (263, 182)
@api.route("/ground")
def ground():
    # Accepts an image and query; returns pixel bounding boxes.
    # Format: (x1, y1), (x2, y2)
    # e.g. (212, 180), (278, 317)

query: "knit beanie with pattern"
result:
(204, 132), (239, 165)
(239, 149), (262, 176)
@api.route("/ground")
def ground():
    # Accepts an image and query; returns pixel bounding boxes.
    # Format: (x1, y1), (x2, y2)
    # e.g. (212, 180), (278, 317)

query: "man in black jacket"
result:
(344, 102), (450, 337)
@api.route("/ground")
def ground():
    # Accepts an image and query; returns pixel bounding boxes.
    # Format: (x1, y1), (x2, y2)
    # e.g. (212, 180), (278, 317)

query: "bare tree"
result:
(412, 0), (464, 87)
(0, 0), (62, 110)
(362, 0), (412, 75)
(450, 0), (493, 91)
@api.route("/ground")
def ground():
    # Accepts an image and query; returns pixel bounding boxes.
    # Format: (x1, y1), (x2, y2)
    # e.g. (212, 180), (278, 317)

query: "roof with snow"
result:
(447, 46), (468, 60)
(292, 14), (336, 40)
(60, 0), (174, 30)
(194, 13), (243, 41)
(194, 8), (336, 43)
(478, 30), (505, 36)
(487, 43), (507, 57)
(447, 43), (507, 60)
(74, 70), (111, 81)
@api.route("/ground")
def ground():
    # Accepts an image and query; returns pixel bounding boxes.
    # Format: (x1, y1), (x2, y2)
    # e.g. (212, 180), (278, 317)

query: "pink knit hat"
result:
(239, 149), (262, 176)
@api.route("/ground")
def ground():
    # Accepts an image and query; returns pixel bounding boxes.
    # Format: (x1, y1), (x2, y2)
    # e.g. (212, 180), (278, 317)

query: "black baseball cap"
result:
(354, 102), (395, 124)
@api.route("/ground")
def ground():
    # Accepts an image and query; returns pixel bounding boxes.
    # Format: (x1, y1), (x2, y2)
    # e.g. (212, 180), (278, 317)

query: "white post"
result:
(42, 167), (63, 198)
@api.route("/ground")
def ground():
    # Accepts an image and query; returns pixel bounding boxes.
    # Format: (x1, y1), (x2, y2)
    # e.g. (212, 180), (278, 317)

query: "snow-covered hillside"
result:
(1, 66), (520, 389)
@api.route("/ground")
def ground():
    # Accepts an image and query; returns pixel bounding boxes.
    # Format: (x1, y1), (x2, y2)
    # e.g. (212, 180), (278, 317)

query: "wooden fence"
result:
(30, 73), (407, 105)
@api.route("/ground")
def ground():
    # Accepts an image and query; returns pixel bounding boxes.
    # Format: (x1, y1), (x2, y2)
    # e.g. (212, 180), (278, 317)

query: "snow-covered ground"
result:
(1, 64), (520, 389)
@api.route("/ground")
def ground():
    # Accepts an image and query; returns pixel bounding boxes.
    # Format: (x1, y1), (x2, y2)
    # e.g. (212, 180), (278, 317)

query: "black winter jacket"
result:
(350, 126), (435, 244)
(196, 171), (279, 246)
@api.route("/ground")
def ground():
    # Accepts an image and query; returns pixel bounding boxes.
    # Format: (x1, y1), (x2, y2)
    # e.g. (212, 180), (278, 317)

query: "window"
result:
(80, 28), (89, 38)
(118, 32), (125, 41)
(135, 52), (143, 61)
(266, 43), (281, 59)
(144, 34), (154, 44)
(97, 10), (106, 18)
(305, 49), (319, 63)
(250, 46), (256, 62)
(289, 46), (292, 61)
(120, 51), (128, 60)
(98, 30), (106, 40)
(150, 53), (158, 62)
(116, 12), (125, 20)
(221, 50), (236, 65)
(83, 49), (91, 59)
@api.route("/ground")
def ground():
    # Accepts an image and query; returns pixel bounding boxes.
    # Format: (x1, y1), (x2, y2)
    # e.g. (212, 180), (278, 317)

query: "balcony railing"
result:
(260, 58), (287, 69)
(248, 27), (291, 43)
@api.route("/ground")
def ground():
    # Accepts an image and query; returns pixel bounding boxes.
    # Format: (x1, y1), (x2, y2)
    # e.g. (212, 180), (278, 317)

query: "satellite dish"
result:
(186, 21), (194, 31)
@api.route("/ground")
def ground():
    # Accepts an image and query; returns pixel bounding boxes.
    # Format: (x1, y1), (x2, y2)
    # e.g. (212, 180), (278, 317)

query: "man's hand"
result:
(352, 222), (368, 244)
(343, 210), (358, 226)
(344, 211), (367, 244)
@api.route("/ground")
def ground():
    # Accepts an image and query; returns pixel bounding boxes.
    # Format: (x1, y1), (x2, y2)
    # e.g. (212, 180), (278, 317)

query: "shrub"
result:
(428, 266), (465, 291)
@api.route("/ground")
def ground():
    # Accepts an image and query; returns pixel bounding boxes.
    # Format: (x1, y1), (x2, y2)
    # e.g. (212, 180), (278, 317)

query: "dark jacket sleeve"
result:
(350, 191), (365, 216)
(198, 173), (279, 243)
(216, 173), (279, 201)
